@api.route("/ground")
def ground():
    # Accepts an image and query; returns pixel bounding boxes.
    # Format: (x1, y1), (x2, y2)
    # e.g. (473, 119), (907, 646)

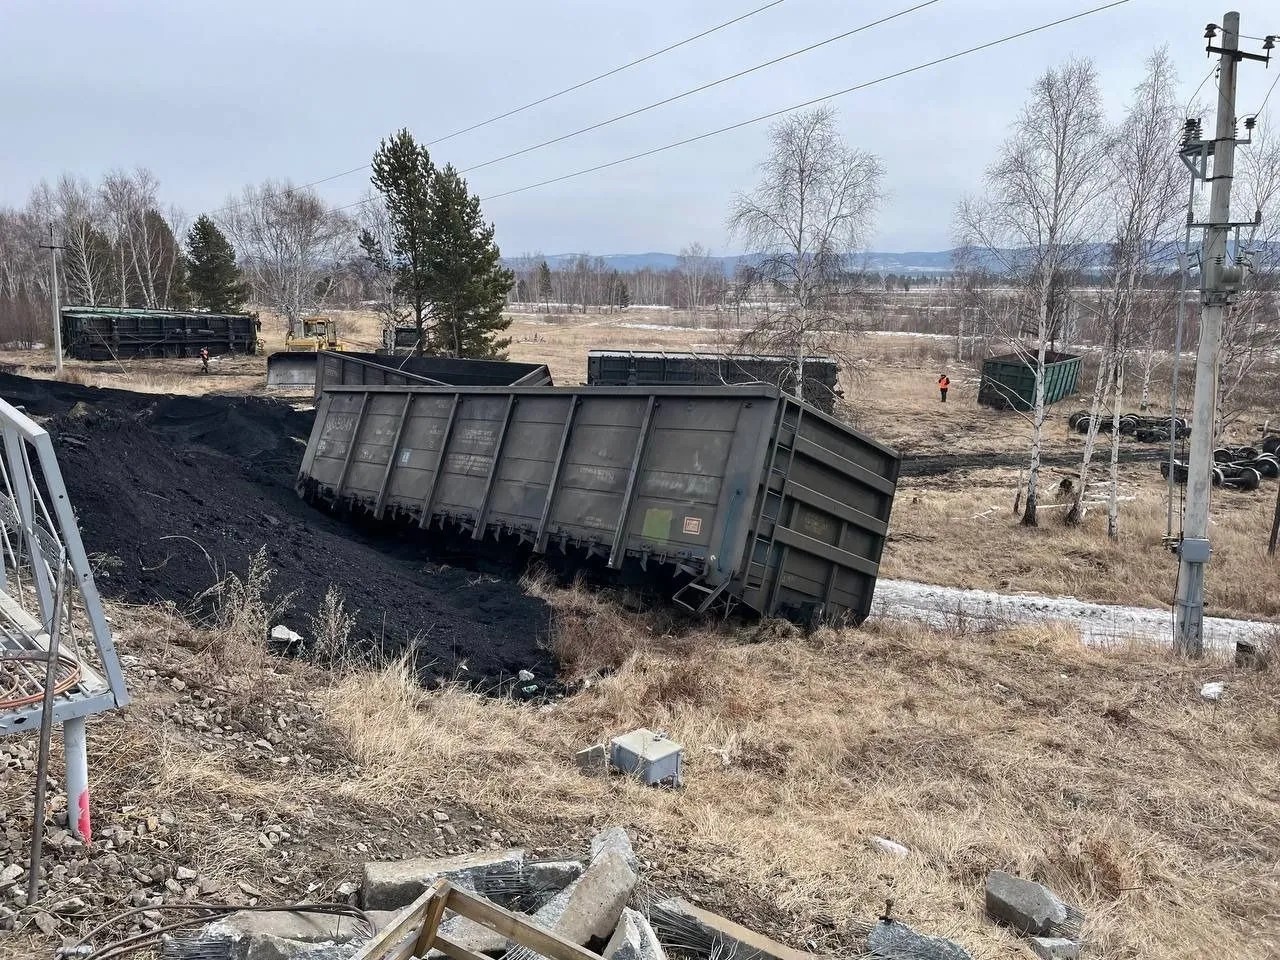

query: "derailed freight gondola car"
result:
(297, 384), (899, 626)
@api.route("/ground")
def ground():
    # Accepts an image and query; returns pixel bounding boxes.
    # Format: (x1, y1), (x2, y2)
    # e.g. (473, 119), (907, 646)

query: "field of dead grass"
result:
(321, 581), (1280, 960)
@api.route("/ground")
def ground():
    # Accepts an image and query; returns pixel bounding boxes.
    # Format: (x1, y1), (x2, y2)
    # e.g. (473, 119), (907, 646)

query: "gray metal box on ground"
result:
(609, 728), (683, 787)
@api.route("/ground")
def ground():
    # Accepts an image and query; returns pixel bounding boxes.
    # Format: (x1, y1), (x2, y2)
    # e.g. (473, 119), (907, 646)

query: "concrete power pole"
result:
(39, 224), (66, 374)
(1173, 12), (1268, 656)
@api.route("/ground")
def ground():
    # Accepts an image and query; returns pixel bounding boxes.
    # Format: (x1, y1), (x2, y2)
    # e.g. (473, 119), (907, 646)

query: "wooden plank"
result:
(445, 886), (605, 960)
(350, 879), (448, 960)
(434, 933), (493, 960)
(653, 899), (820, 960)
(414, 880), (452, 954)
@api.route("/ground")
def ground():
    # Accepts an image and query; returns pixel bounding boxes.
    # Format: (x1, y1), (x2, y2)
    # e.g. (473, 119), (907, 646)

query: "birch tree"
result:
(221, 180), (353, 337)
(1064, 49), (1183, 534)
(728, 107), (883, 396)
(678, 242), (716, 314)
(955, 59), (1108, 526)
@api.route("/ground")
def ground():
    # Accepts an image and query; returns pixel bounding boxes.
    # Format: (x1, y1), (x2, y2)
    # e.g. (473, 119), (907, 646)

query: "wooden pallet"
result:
(351, 880), (607, 960)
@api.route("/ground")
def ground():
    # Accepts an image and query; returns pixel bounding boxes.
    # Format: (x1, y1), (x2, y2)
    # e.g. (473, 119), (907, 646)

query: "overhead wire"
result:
(210, 0), (785, 215)
(471, 0), (1136, 203)
(455, 0), (945, 177)
(1252, 68), (1280, 118)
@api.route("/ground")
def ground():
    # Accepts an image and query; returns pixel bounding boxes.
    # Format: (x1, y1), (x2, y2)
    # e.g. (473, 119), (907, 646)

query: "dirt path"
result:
(872, 577), (1276, 650)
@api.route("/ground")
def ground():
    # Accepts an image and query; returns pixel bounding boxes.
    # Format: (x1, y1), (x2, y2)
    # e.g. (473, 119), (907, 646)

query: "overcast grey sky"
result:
(2, 1), (1278, 255)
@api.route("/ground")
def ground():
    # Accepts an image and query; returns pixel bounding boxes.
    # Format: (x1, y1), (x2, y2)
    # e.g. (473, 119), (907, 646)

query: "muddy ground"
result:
(0, 373), (553, 690)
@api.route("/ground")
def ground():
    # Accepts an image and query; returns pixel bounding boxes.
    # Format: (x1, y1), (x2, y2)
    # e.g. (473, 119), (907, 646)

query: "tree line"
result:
(0, 129), (514, 357)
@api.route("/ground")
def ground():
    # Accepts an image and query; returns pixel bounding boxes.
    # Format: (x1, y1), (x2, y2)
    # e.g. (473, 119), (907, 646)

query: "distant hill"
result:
(505, 242), (1224, 276)
(506, 249), (1011, 275)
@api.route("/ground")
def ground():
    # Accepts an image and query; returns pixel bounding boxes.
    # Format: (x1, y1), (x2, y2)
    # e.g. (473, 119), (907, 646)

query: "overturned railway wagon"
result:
(266, 350), (553, 394)
(586, 350), (842, 413)
(61, 307), (260, 360)
(977, 350), (1082, 411)
(298, 384), (899, 626)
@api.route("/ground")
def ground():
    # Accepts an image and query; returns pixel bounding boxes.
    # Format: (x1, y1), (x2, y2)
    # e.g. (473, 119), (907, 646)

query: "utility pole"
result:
(39, 224), (66, 374)
(1173, 12), (1269, 656)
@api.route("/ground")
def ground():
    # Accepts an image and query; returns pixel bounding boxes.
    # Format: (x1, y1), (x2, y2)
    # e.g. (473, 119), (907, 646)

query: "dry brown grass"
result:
(321, 586), (1280, 959)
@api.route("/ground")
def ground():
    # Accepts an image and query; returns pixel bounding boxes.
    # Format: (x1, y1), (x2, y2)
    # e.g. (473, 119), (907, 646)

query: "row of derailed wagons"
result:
(291, 350), (900, 627)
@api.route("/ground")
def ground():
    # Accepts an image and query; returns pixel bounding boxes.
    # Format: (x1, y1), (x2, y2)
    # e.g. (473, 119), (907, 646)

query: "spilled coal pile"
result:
(0, 373), (553, 690)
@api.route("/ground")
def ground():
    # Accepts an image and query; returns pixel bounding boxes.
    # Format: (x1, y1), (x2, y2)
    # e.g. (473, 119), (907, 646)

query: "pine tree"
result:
(617, 276), (631, 310)
(425, 164), (514, 358)
(186, 215), (247, 312)
(370, 129), (435, 354)
(536, 260), (553, 313)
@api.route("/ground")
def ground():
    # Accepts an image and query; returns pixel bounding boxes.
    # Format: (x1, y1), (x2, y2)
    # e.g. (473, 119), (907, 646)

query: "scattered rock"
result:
(176, 867), (199, 882)
(270, 625), (303, 647)
(0, 864), (23, 887)
(869, 837), (911, 859)
(33, 912), (58, 936)
(985, 871), (1075, 937)
(432, 811), (450, 823)
(867, 919), (972, 959)
(605, 907), (666, 960)
(1029, 937), (1082, 960)
(518, 670), (536, 682)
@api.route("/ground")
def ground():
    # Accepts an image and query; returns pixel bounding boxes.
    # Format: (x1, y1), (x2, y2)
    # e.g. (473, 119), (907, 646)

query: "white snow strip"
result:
(871, 578), (1275, 651)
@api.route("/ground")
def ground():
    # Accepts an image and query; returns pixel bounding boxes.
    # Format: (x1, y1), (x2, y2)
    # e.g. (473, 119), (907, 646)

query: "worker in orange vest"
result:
(938, 373), (950, 403)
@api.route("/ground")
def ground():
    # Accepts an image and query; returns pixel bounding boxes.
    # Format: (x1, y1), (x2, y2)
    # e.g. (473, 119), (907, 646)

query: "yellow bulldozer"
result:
(284, 316), (346, 352)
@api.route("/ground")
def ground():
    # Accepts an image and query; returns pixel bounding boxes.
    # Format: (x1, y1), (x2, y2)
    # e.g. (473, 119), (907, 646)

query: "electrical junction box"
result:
(609, 728), (683, 787)
(1178, 537), (1212, 563)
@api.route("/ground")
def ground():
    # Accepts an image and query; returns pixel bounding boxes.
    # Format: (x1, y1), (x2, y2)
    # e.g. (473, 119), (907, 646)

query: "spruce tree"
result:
(536, 260), (553, 313)
(425, 165), (514, 358)
(370, 129), (435, 354)
(186, 215), (247, 312)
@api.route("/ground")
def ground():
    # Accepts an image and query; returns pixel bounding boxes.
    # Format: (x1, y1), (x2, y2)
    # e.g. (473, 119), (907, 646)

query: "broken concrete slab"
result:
(363, 848), (524, 911)
(606, 908), (666, 960)
(649, 898), (820, 960)
(207, 910), (367, 946)
(591, 826), (638, 869)
(985, 871), (1069, 937)
(530, 851), (638, 945)
(1029, 937), (1082, 959)
(866, 919), (972, 960)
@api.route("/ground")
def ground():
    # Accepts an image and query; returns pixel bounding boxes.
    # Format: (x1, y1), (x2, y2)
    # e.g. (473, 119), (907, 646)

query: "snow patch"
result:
(872, 578), (1273, 650)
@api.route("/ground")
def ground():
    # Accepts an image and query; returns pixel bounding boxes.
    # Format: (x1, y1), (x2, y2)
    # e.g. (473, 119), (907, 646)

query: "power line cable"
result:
(474, 0), (1135, 203)
(1251, 69), (1280, 118)
(456, 0), (944, 177)
(426, 0), (786, 146)
(211, 0), (784, 215)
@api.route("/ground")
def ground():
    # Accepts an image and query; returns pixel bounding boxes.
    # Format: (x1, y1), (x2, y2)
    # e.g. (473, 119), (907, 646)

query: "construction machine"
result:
(285, 316), (346, 352)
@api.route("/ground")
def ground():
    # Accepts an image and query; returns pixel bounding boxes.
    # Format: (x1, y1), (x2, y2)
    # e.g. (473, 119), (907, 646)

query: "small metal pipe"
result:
(28, 561), (66, 906)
